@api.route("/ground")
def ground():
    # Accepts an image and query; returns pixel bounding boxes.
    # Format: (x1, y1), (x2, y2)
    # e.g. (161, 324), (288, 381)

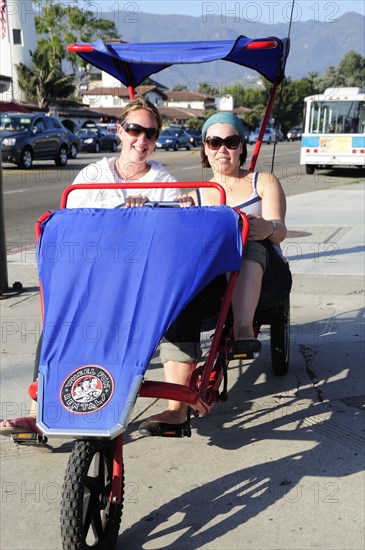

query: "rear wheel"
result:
(270, 294), (290, 375)
(61, 439), (124, 550)
(19, 147), (33, 169)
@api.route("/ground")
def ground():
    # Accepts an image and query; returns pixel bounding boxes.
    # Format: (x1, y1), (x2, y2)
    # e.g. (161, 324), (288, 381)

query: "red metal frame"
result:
(111, 434), (124, 504)
(139, 208), (248, 415)
(32, 183), (249, 420)
(249, 78), (281, 171)
(60, 181), (227, 208)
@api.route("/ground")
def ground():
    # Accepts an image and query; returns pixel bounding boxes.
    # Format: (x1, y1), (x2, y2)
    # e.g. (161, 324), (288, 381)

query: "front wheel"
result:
(61, 439), (124, 550)
(19, 147), (33, 169)
(305, 164), (315, 175)
(94, 142), (101, 154)
(173, 141), (179, 151)
(111, 141), (118, 152)
(55, 146), (68, 166)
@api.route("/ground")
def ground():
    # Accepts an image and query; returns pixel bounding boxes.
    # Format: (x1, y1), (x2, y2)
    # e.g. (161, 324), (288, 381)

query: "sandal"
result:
(138, 418), (191, 438)
(0, 417), (39, 437)
(228, 339), (261, 360)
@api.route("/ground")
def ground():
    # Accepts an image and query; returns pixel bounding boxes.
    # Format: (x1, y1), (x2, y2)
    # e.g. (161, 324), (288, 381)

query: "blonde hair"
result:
(120, 97), (162, 130)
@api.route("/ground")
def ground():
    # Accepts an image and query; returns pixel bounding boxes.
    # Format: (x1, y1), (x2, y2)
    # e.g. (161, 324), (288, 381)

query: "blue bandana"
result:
(202, 112), (245, 142)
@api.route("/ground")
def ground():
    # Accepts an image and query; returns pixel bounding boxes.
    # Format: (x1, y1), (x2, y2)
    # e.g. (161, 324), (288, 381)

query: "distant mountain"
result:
(102, 11), (364, 89)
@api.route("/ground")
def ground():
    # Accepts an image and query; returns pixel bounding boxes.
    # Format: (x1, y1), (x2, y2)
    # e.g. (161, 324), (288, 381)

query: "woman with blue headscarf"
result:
(139, 112), (291, 438)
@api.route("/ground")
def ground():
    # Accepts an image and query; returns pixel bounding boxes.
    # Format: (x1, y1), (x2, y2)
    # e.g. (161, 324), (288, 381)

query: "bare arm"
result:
(247, 172), (287, 244)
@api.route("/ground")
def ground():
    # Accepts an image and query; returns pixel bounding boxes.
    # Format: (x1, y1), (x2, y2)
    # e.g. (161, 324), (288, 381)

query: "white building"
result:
(0, 0), (37, 102)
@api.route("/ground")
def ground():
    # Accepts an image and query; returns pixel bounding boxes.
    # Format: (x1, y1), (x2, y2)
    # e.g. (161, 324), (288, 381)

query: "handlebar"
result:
(60, 182), (227, 208)
(114, 201), (181, 209)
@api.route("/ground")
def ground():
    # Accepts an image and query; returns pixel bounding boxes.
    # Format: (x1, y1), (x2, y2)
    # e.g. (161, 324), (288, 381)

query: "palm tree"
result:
(16, 47), (74, 109)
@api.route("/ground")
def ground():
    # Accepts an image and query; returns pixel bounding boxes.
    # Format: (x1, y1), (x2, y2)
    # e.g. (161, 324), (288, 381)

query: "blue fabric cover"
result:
(72, 36), (289, 87)
(37, 207), (242, 432)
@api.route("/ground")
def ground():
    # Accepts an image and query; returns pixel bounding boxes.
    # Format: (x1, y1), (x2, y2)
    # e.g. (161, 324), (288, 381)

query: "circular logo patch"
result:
(60, 365), (114, 414)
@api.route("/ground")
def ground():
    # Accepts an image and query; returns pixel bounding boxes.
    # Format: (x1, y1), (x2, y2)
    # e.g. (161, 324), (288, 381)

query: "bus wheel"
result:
(305, 165), (315, 175)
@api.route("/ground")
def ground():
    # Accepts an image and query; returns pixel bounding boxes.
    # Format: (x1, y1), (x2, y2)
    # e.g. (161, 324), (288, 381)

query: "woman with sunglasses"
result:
(139, 111), (291, 438)
(0, 98), (179, 436)
(67, 97), (178, 208)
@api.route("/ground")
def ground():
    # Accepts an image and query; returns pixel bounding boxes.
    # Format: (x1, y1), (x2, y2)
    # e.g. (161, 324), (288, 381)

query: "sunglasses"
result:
(122, 122), (159, 141)
(205, 135), (241, 150)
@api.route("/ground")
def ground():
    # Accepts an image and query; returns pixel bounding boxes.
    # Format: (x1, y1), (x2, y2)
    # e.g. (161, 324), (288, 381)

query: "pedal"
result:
(11, 432), (48, 446)
(227, 350), (260, 361)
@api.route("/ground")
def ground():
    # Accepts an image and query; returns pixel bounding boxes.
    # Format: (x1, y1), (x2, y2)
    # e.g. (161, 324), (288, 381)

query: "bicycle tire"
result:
(61, 439), (124, 550)
(270, 294), (290, 375)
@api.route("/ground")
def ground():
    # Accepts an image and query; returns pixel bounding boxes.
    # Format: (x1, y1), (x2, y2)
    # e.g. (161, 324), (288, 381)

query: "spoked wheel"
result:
(61, 439), (124, 550)
(270, 294), (290, 375)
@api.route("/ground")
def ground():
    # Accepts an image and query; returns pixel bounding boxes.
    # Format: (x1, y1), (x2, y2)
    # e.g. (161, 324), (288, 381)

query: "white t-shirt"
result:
(67, 157), (179, 208)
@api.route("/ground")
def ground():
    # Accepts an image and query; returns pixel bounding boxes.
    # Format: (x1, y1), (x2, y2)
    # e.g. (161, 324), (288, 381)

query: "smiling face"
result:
(204, 123), (243, 176)
(118, 109), (159, 167)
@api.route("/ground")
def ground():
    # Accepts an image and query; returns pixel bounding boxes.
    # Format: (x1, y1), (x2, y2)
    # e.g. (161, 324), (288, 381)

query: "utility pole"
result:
(0, 157), (22, 295)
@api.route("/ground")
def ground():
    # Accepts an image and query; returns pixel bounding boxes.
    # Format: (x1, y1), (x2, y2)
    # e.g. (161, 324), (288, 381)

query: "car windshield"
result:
(160, 129), (175, 136)
(0, 116), (31, 131)
(76, 128), (98, 136)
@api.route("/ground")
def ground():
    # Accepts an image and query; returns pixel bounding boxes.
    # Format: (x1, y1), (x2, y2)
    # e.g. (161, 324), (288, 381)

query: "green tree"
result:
(172, 85), (188, 91)
(17, 48), (74, 109)
(198, 82), (219, 96)
(337, 51), (365, 87)
(18, 0), (121, 102)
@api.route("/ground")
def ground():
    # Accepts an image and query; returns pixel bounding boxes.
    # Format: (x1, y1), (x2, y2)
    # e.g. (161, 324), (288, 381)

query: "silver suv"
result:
(0, 112), (70, 169)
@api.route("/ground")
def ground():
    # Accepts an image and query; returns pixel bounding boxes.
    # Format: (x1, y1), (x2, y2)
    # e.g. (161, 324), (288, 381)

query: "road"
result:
(2, 141), (364, 250)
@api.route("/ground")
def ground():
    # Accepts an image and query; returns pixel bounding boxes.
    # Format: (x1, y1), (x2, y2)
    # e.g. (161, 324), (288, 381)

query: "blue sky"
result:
(114, 0), (364, 22)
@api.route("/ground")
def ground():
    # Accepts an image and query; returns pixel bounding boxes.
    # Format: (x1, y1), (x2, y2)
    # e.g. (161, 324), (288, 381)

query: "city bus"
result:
(300, 87), (365, 174)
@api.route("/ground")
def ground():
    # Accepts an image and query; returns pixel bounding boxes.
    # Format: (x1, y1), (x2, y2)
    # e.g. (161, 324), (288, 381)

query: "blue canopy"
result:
(68, 35), (289, 87)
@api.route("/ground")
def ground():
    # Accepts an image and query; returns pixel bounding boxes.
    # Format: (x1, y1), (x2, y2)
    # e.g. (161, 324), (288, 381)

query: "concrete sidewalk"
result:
(1, 182), (364, 550)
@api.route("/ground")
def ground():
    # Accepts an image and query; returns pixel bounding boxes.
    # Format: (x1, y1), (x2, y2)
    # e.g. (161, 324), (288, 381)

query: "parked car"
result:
(276, 129), (285, 142)
(243, 129), (251, 143)
(155, 128), (191, 151)
(0, 112), (70, 169)
(64, 128), (81, 159)
(76, 127), (119, 153)
(186, 129), (202, 147)
(248, 127), (279, 145)
(287, 126), (303, 141)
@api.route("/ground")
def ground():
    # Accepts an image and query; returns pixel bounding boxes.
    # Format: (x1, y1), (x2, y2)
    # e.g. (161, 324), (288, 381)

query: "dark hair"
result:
(200, 140), (247, 168)
(120, 97), (162, 130)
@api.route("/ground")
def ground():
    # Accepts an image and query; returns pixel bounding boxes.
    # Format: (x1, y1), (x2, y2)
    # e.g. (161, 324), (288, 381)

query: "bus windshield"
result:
(309, 100), (365, 134)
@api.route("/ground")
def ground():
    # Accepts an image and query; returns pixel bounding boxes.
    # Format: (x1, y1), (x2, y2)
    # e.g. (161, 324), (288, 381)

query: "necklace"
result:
(227, 180), (237, 192)
(225, 169), (249, 192)
(114, 159), (127, 180)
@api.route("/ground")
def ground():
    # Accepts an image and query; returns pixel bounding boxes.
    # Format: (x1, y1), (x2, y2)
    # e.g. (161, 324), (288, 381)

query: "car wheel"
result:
(19, 147), (33, 169)
(186, 143), (191, 150)
(94, 142), (101, 153)
(69, 143), (78, 159)
(174, 141), (179, 151)
(55, 145), (68, 166)
(111, 141), (118, 152)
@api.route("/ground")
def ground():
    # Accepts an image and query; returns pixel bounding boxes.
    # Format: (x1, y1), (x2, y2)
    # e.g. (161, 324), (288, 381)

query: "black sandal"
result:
(138, 412), (191, 438)
(228, 339), (261, 360)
